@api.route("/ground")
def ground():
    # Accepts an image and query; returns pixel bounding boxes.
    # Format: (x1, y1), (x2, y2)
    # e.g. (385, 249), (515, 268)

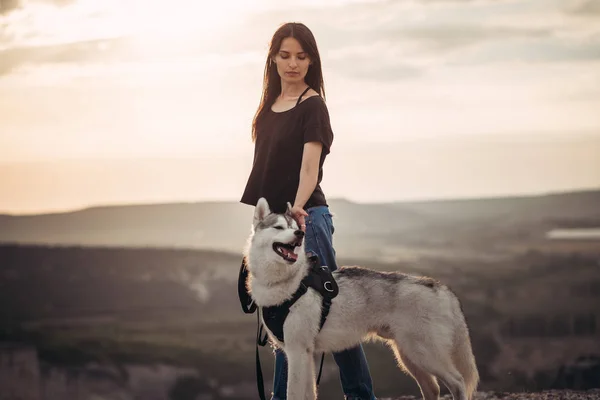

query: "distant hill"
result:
(0, 189), (598, 257)
(397, 190), (600, 224)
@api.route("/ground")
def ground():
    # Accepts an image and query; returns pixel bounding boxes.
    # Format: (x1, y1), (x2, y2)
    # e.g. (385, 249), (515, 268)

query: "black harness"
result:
(262, 255), (339, 342)
(237, 254), (339, 400)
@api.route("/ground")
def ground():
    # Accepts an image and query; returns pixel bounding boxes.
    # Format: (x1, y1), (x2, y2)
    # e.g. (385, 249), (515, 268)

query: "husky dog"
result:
(245, 198), (479, 400)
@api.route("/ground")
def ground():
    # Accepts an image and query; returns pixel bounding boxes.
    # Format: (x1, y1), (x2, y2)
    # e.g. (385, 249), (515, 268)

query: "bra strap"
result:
(295, 86), (312, 106)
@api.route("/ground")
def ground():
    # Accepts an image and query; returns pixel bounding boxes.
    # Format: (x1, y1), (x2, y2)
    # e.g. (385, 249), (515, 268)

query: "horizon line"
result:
(1, 186), (599, 217)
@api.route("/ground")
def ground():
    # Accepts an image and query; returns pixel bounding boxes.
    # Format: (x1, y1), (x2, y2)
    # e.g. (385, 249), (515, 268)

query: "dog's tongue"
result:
(282, 247), (298, 261)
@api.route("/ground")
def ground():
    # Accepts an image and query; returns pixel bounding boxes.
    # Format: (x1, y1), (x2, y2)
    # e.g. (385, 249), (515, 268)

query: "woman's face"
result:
(273, 37), (311, 85)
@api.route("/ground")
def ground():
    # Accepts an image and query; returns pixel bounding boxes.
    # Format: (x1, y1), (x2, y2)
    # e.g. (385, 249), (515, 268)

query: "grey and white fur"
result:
(245, 198), (479, 400)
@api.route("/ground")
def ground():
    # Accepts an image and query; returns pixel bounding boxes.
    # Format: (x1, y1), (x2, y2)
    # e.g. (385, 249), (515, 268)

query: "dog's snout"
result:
(294, 230), (305, 238)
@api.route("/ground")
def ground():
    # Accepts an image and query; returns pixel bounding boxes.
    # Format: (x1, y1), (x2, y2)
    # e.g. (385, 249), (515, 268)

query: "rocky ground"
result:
(383, 390), (600, 400)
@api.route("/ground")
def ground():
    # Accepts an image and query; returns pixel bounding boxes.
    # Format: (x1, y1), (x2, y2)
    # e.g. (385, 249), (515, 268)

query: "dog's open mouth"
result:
(273, 239), (302, 263)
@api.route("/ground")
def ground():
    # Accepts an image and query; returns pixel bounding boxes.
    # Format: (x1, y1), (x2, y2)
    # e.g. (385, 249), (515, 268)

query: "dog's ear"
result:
(286, 202), (293, 216)
(254, 197), (271, 227)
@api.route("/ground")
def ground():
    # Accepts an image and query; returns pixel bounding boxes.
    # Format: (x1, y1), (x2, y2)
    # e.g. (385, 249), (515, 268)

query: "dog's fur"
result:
(245, 198), (479, 400)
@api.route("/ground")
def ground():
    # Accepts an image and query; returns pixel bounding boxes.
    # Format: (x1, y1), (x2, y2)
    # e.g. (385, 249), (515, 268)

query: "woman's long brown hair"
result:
(251, 22), (326, 142)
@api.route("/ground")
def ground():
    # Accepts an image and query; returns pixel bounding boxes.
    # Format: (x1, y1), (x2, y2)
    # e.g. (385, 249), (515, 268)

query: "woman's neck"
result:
(279, 81), (309, 101)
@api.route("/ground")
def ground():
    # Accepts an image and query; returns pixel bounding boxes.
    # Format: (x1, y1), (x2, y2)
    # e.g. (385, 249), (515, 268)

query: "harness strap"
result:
(238, 257), (257, 314)
(255, 315), (327, 400)
(255, 290), (330, 400)
(262, 282), (308, 342)
(319, 298), (333, 331)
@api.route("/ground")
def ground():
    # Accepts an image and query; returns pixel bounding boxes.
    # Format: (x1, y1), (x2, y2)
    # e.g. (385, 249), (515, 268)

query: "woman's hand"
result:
(289, 204), (309, 231)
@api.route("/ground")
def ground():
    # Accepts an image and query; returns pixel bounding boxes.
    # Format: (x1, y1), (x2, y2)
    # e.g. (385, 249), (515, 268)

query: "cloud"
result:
(243, 1), (591, 57)
(302, 21), (597, 80)
(0, 0), (76, 14)
(329, 56), (423, 81)
(0, 0), (125, 52)
(563, 0), (600, 15)
(0, 38), (120, 76)
(0, 0), (19, 14)
(411, 0), (517, 2)
(2, 0), (600, 83)
(398, 26), (553, 50)
(0, 32), (263, 77)
(458, 37), (600, 65)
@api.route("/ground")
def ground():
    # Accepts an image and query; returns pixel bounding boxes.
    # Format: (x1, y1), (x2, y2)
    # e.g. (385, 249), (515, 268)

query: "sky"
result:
(0, 0), (599, 214)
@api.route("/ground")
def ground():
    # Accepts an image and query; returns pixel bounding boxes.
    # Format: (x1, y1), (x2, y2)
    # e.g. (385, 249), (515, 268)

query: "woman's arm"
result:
(290, 141), (323, 229)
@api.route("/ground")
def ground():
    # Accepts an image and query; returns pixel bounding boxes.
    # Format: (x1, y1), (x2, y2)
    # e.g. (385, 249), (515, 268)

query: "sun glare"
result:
(125, 0), (252, 41)
(2, 0), (256, 50)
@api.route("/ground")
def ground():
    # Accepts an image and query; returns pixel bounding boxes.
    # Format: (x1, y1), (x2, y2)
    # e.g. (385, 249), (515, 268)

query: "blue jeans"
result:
(272, 205), (376, 400)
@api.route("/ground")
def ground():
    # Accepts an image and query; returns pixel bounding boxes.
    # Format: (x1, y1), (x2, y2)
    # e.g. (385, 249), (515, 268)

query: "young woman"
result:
(240, 22), (377, 400)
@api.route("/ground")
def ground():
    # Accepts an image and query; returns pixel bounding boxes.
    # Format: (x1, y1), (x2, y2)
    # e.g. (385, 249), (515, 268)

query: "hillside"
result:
(1, 189), (598, 260)
(1, 189), (599, 399)
(0, 242), (598, 398)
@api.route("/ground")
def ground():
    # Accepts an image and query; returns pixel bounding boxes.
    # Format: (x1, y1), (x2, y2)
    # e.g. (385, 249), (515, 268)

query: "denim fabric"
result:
(272, 206), (376, 400)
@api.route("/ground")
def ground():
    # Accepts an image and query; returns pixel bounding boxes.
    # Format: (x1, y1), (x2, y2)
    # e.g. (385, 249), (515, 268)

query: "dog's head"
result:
(250, 197), (305, 266)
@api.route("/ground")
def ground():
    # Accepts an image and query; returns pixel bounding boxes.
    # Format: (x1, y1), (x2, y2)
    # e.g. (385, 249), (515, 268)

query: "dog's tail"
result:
(452, 321), (479, 400)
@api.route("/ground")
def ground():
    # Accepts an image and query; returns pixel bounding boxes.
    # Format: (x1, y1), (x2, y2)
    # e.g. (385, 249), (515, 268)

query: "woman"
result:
(240, 22), (377, 400)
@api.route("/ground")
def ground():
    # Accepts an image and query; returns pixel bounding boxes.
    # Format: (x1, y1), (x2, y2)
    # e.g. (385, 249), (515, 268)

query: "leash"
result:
(256, 311), (269, 400)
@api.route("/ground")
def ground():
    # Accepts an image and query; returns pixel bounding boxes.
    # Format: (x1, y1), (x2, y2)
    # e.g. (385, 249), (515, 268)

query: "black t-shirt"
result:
(240, 95), (334, 214)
